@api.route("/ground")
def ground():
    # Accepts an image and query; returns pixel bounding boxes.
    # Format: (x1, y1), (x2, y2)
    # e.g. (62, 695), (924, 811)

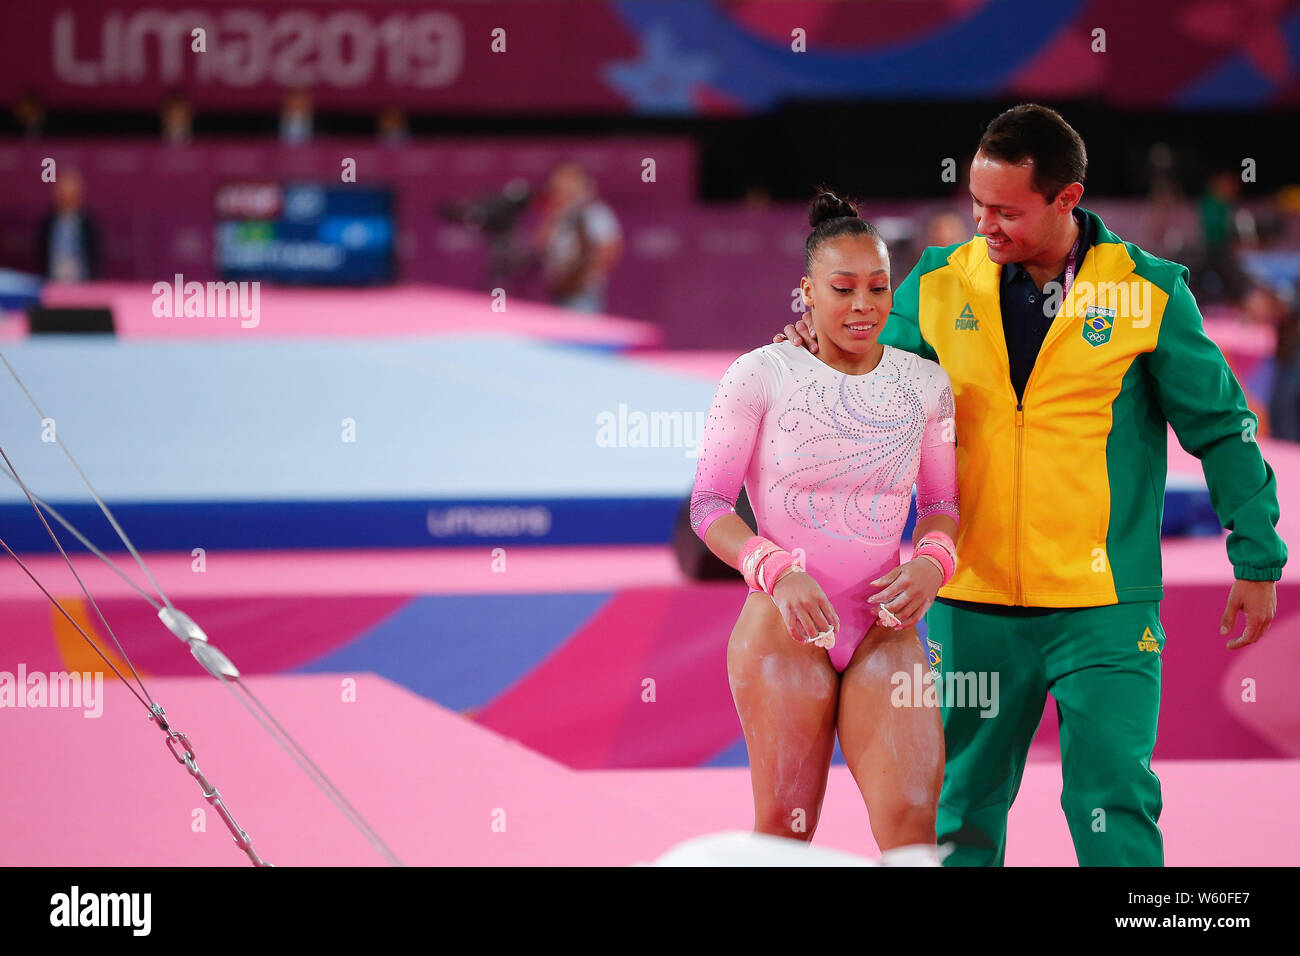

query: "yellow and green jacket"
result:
(882, 208), (1286, 606)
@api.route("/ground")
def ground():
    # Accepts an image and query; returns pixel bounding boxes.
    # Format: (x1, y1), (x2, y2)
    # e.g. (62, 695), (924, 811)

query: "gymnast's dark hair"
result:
(804, 187), (883, 273)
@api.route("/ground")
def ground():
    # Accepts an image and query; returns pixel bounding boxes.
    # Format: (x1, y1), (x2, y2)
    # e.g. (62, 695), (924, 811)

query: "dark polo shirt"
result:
(1002, 208), (1096, 404)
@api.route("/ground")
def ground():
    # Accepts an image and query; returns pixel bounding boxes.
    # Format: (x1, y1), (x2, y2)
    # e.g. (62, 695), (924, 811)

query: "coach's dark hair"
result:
(978, 104), (1087, 203)
(804, 188), (883, 273)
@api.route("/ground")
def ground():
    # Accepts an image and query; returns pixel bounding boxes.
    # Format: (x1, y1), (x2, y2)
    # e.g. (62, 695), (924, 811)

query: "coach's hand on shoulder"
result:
(771, 568), (840, 647)
(1220, 579), (1277, 650)
(773, 314), (819, 353)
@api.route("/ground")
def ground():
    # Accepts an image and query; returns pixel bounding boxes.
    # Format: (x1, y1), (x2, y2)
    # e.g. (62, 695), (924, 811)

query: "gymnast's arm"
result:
(913, 373), (960, 547)
(688, 350), (768, 567)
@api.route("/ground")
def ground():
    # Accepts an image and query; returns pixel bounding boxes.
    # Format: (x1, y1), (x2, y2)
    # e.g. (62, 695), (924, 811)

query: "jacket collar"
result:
(942, 208), (1139, 385)
(947, 207), (1133, 287)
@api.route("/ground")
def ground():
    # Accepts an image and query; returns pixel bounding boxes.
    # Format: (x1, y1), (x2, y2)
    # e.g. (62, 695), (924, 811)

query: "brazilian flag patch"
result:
(926, 637), (942, 677)
(1081, 305), (1115, 348)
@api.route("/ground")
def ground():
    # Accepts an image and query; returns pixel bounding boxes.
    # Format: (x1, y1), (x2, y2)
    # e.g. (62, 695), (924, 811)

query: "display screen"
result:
(215, 182), (395, 285)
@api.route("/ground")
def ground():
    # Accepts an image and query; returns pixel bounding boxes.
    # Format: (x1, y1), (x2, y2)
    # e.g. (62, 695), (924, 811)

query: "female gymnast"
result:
(689, 190), (959, 865)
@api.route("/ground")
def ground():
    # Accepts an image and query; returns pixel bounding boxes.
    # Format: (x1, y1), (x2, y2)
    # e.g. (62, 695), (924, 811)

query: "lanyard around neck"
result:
(1061, 216), (1084, 298)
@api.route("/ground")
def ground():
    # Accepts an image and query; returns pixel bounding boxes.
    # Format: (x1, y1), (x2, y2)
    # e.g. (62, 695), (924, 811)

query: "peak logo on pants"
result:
(1136, 626), (1161, 653)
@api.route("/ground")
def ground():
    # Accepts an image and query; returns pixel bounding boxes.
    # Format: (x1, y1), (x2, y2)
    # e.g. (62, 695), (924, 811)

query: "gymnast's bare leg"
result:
(727, 591), (840, 840)
(837, 621), (944, 851)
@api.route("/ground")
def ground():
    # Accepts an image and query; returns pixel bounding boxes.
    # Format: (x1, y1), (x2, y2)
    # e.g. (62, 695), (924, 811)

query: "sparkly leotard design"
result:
(775, 370), (926, 543)
(690, 341), (959, 672)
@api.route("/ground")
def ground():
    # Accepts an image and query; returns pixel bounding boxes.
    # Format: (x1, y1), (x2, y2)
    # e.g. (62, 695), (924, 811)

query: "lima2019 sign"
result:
(50, 9), (464, 89)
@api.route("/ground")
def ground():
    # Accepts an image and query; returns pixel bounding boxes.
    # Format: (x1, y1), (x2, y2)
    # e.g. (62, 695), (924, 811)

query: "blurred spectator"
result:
(1277, 184), (1300, 216)
(1245, 284), (1300, 440)
(377, 105), (410, 145)
(13, 89), (45, 137)
(437, 179), (535, 292)
(1194, 168), (1253, 304)
(1241, 283), (1281, 327)
(160, 91), (194, 145)
(742, 182), (772, 209)
(924, 209), (968, 248)
(38, 169), (99, 281)
(1144, 143), (1188, 258)
(1147, 144), (1181, 202)
(534, 160), (622, 314)
(279, 89), (314, 144)
(1201, 170), (1240, 252)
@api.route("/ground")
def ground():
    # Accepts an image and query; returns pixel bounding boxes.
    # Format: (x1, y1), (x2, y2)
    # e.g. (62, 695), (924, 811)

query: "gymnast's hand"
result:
(868, 559), (943, 629)
(771, 568), (840, 646)
(773, 314), (819, 354)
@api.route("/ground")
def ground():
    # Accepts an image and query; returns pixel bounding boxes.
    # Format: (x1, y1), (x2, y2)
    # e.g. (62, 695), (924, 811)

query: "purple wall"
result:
(0, 135), (694, 278)
(5, 138), (1272, 349)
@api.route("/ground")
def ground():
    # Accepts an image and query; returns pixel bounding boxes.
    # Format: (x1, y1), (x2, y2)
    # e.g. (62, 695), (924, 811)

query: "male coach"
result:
(775, 104), (1286, 866)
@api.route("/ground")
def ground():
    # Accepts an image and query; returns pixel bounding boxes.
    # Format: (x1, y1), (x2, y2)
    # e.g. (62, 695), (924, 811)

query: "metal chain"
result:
(149, 702), (272, 867)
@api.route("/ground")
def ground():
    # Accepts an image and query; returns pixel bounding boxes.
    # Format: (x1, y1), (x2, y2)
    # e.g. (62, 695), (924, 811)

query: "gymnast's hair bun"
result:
(808, 189), (860, 229)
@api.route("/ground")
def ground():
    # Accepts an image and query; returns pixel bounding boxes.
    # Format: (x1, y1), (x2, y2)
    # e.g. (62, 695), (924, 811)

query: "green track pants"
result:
(924, 599), (1165, 866)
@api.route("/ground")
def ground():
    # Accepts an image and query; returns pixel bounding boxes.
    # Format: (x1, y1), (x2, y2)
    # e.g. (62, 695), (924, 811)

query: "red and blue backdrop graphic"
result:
(3, 0), (1299, 113)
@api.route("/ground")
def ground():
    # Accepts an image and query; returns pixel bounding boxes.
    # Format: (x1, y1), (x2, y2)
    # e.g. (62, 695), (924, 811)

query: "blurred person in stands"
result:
(377, 105), (410, 145)
(743, 182), (773, 209)
(160, 91), (194, 145)
(924, 209), (968, 248)
(279, 89), (314, 144)
(1245, 284), (1300, 441)
(1144, 143), (1187, 260)
(1195, 168), (1254, 304)
(38, 169), (99, 281)
(534, 160), (622, 314)
(12, 89), (45, 137)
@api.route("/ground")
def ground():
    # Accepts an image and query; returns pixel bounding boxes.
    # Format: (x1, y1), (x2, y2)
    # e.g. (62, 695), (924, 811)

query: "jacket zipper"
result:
(1013, 401), (1024, 604)
(1015, 343), (1049, 605)
(957, 262), (1044, 605)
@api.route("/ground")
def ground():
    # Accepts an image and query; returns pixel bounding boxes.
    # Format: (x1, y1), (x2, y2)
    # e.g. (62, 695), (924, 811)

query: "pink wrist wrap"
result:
(739, 537), (783, 591)
(915, 531), (957, 586)
(757, 551), (797, 594)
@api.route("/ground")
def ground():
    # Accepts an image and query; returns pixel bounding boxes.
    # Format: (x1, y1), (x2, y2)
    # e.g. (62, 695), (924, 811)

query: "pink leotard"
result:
(689, 341), (959, 672)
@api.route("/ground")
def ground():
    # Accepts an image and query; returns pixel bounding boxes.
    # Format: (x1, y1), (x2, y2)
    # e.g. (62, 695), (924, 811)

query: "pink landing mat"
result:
(1, 674), (1295, 866)
(12, 282), (662, 346)
(0, 545), (684, 600)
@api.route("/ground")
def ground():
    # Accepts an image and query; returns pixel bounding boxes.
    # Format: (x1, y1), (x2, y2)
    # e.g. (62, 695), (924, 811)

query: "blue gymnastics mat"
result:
(0, 337), (714, 551)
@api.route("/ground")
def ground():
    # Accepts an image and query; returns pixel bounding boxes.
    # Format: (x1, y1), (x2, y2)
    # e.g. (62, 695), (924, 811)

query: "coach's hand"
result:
(774, 314), (819, 353)
(771, 569), (841, 646)
(868, 559), (943, 629)
(1220, 579), (1277, 649)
